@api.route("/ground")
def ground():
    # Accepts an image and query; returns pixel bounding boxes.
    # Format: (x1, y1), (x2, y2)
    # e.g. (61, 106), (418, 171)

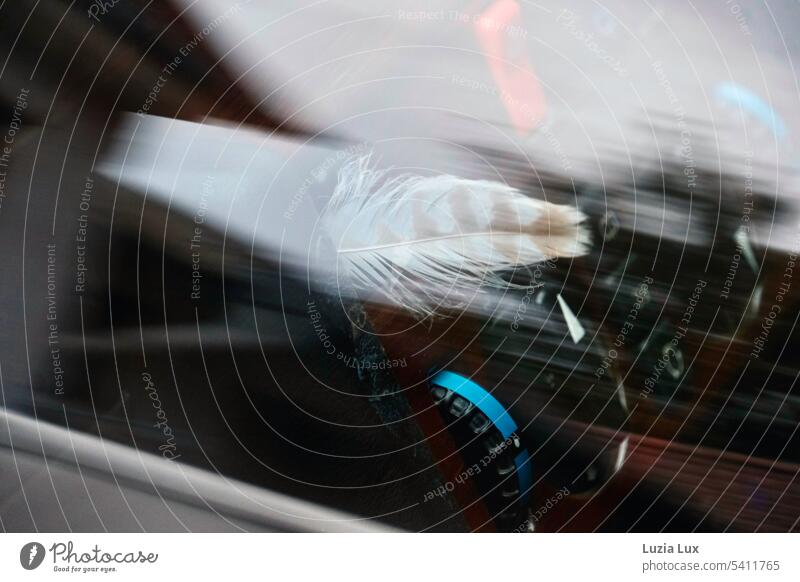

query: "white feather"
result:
(321, 155), (589, 317)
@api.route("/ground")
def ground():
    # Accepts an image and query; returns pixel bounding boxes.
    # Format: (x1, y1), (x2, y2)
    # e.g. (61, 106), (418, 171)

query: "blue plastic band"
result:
(715, 82), (787, 140)
(514, 451), (533, 500)
(431, 371), (517, 437)
(430, 370), (532, 501)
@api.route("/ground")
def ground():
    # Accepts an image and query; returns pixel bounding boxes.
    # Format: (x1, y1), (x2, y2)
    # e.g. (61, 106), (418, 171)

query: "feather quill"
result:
(321, 155), (589, 317)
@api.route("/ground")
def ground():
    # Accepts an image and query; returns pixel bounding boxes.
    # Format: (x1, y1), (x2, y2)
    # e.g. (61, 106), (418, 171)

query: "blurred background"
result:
(0, 0), (799, 532)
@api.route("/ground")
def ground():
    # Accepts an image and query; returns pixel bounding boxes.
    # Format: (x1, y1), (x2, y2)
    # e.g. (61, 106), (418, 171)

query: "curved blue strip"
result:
(430, 370), (532, 501)
(715, 82), (787, 140)
(431, 371), (517, 437)
(514, 451), (533, 500)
